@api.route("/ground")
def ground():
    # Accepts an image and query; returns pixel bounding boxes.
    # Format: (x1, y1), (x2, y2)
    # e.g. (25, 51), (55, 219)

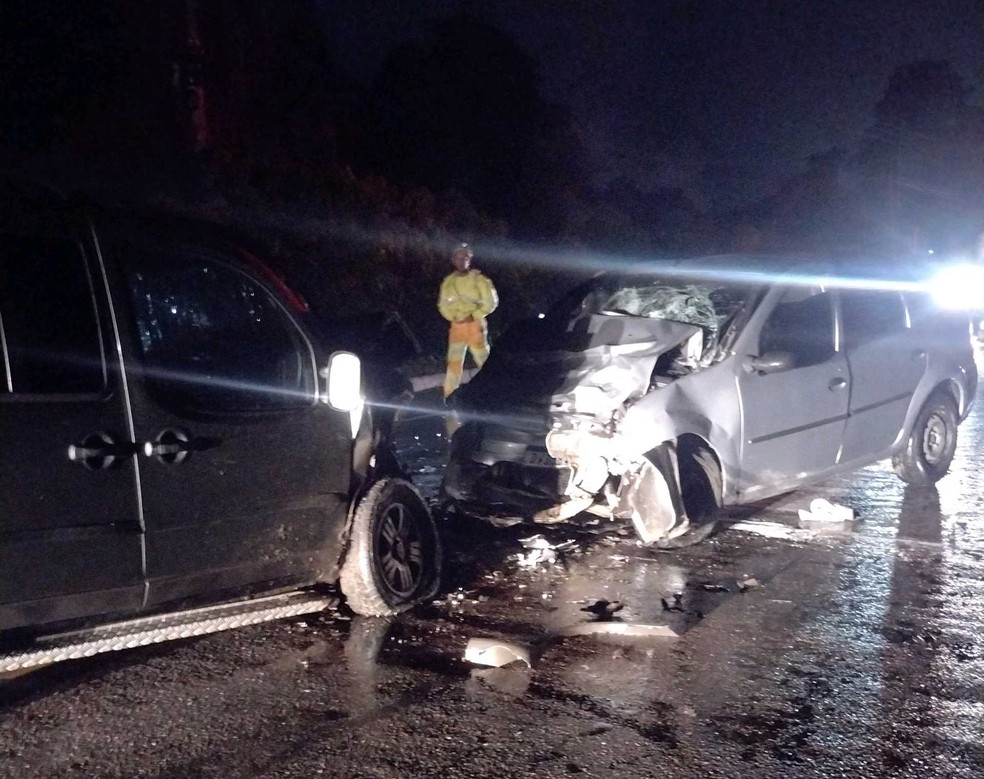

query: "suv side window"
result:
(0, 234), (105, 396)
(840, 290), (907, 350)
(759, 287), (835, 368)
(124, 249), (315, 414)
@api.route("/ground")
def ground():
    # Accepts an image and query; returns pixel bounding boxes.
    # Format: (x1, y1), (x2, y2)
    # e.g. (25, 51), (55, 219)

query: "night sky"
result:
(322, 0), (983, 211)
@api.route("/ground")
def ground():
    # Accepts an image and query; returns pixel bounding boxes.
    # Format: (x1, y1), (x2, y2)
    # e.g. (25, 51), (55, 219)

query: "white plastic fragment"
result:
(513, 535), (576, 567)
(797, 498), (856, 524)
(738, 577), (760, 592)
(464, 638), (532, 668)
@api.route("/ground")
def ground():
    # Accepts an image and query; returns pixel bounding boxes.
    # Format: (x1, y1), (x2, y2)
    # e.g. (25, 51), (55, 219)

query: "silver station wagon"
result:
(444, 257), (978, 545)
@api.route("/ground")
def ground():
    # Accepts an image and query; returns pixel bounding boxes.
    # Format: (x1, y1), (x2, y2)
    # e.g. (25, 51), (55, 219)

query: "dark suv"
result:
(0, 182), (440, 634)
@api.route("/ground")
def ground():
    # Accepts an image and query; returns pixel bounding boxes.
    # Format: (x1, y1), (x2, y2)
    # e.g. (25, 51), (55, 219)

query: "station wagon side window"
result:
(758, 287), (835, 368)
(839, 290), (907, 350)
(0, 234), (106, 396)
(122, 248), (315, 414)
(903, 291), (967, 340)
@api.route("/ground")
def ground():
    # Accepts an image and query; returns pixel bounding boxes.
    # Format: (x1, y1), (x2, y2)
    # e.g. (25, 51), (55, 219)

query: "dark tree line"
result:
(2, 3), (981, 349)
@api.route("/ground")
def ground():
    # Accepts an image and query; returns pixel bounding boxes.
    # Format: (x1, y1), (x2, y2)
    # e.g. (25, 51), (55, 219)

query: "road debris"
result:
(798, 497), (855, 522)
(580, 599), (625, 620)
(660, 593), (685, 612)
(738, 577), (760, 592)
(700, 583), (730, 593)
(797, 498), (860, 530)
(464, 638), (533, 668)
(513, 535), (577, 567)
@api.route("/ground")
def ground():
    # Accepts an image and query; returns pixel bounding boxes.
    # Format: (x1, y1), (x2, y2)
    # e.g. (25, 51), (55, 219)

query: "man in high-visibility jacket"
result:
(438, 243), (498, 399)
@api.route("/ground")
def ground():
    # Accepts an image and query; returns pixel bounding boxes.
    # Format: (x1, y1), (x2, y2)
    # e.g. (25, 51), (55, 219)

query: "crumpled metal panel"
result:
(447, 277), (758, 542)
(613, 458), (677, 543)
(561, 322), (700, 416)
(460, 315), (700, 418)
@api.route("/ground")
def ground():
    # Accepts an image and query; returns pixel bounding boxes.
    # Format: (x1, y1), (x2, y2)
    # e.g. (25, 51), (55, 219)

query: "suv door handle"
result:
(911, 349), (927, 361)
(143, 429), (194, 465)
(68, 432), (132, 470)
(828, 377), (847, 390)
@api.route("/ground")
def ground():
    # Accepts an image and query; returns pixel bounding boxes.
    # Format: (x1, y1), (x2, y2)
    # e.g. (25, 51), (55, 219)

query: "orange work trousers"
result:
(443, 318), (489, 398)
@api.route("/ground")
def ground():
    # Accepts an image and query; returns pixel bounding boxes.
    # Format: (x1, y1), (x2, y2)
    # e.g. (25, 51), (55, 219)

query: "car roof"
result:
(0, 177), (312, 314)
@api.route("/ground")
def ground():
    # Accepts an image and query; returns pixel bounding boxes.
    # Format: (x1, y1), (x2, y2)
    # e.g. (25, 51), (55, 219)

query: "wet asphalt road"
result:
(3, 358), (984, 778)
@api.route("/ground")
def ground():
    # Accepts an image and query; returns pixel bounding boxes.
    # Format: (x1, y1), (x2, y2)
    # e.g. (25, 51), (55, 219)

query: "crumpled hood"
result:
(457, 315), (700, 418)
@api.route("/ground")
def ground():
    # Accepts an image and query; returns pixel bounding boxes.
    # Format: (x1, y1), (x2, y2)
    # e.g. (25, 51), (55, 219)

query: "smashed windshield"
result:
(558, 273), (759, 355)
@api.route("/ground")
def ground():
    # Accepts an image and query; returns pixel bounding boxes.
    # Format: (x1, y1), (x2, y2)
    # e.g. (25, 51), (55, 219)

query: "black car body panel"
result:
(0, 184), (367, 632)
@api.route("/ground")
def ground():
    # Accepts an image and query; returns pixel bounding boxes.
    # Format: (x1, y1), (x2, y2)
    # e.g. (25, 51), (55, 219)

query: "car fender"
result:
(620, 369), (741, 501)
(895, 354), (975, 452)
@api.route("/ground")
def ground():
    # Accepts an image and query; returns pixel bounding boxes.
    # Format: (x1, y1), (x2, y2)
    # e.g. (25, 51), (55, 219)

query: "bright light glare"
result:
(929, 264), (984, 310)
(326, 351), (362, 411)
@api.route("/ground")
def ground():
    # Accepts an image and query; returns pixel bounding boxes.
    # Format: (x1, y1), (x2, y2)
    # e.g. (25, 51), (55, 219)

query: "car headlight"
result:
(929, 263), (984, 310)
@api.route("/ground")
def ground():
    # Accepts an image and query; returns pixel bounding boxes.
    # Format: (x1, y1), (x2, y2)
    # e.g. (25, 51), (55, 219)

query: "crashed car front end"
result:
(444, 274), (756, 541)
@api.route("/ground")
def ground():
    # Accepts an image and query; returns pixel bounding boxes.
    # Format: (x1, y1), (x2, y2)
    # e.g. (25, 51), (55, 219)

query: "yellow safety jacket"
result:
(438, 269), (498, 322)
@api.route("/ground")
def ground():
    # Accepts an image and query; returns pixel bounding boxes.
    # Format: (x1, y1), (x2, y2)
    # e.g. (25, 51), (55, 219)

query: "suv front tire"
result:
(340, 478), (442, 615)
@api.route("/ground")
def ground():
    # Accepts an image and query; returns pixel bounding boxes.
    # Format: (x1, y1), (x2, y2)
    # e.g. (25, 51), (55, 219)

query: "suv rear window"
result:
(0, 234), (105, 395)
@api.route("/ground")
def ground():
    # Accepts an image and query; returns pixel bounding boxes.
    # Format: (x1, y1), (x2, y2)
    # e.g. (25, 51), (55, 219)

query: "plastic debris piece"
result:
(700, 583), (730, 593)
(519, 534), (550, 549)
(514, 535), (577, 567)
(464, 638), (532, 668)
(799, 498), (855, 522)
(738, 577), (760, 592)
(515, 548), (554, 567)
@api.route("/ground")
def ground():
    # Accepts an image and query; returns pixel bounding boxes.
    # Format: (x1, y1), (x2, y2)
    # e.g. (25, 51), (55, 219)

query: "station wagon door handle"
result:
(143, 429), (194, 465)
(828, 377), (847, 391)
(68, 432), (131, 470)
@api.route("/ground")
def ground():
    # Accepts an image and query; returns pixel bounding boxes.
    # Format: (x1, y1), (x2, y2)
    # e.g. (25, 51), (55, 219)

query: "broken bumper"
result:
(443, 422), (575, 521)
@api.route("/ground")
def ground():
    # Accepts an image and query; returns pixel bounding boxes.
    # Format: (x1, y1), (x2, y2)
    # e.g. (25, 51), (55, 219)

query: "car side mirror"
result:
(743, 351), (794, 375)
(319, 351), (362, 410)
(320, 352), (364, 438)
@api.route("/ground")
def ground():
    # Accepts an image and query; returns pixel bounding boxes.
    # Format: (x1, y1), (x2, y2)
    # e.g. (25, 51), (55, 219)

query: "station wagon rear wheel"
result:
(340, 478), (442, 616)
(892, 392), (958, 486)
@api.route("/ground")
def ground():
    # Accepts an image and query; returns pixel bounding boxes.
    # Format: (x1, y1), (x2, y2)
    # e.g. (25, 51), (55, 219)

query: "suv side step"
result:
(0, 591), (336, 674)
